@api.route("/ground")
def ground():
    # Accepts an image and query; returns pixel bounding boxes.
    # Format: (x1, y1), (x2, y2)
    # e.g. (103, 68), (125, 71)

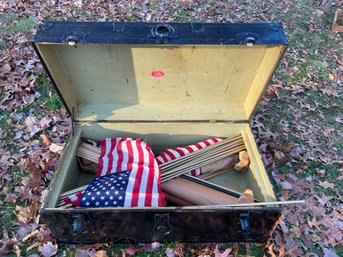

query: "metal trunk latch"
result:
(153, 213), (170, 236)
(151, 24), (177, 43)
(240, 213), (250, 232)
(72, 214), (83, 236)
(63, 31), (87, 45)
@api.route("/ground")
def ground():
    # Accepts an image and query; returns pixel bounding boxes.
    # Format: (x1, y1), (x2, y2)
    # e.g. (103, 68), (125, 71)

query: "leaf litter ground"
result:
(0, 0), (342, 256)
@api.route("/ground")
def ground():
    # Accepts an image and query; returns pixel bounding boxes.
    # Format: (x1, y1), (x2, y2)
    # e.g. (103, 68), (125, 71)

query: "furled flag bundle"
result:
(62, 138), (165, 208)
(60, 135), (250, 208)
(156, 137), (223, 177)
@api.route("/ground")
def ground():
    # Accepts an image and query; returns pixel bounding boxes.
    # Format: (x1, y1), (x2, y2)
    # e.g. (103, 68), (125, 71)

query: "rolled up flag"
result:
(62, 138), (165, 207)
(156, 138), (223, 176)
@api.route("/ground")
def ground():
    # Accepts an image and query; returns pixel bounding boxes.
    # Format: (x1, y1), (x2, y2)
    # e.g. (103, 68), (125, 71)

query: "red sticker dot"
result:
(151, 70), (165, 77)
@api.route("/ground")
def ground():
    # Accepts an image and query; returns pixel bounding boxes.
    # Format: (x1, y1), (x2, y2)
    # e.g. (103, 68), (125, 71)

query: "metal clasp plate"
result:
(72, 213), (83, 236)
(153, 213), (171, 235)
(240, 212), (250, 232)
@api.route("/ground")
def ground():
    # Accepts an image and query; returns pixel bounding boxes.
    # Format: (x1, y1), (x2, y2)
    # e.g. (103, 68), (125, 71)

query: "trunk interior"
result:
(42, 122), (276, 210)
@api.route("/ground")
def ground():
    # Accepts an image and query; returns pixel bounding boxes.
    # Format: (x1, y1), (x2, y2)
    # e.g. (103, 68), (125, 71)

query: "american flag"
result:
(63, 138), (165, 207)
(63, 191), (83, 207)
(156, 138), (222, 176)
(80, 170), (131, 207)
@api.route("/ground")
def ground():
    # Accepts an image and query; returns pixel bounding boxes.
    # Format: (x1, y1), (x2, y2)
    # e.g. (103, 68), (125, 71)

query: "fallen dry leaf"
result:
(322, 247), (339, 257)
(38, 242), (58, 257)
(16, 206), (33, 224)
(173, 243), (184, 257)
(49, 143), (63, 154)
(213, 244), (231, 257)
(149, 242), (162, 252)
(94, 250), (108, 257)
(75, 248), (96, 257)
(280, 181), (293, 190)
(316, 169), (326, 178)
(320, 88), (339, 97)
(266, 85), (281, 98)
(120, 246), (139, 257)
(15, 200), (39, 224)
(15, 245), (21, 257)
(231, 243), (239, 257)
(4, 193), (18, 203)
(0, 63), (11, 73)
(165, 248), (175, 257)
(274, 151), (286, 165)
(40, 133), (51, 146)
(27, 171), (42, 188)
(36, 225), (54, 244)
(139, 242), (162, 253)
(315, 194), (333, 206)
(318, 181), (335, 189)
(335, 117), (343, 124)
(17, 225), (31, 240)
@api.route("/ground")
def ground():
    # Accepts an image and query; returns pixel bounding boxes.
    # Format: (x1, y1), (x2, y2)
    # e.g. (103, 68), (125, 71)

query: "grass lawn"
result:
(0, 0), (342, 256)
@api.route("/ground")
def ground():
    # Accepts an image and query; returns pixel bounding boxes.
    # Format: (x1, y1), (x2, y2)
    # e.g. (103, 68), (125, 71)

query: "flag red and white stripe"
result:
(156, 138), (223, 176)
(62, 191), (83, 206)
(98, 138), (164, 207)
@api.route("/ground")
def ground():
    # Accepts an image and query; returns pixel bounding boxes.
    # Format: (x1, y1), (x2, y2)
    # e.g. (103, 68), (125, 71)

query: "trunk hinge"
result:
(209, 120), (236, 124)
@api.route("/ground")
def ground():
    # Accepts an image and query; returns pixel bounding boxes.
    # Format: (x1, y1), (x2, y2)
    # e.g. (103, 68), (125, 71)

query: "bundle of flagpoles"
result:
(58, 135), (246, 208)
(76, 135), (245, 181)
(159, 135), (244, 182)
